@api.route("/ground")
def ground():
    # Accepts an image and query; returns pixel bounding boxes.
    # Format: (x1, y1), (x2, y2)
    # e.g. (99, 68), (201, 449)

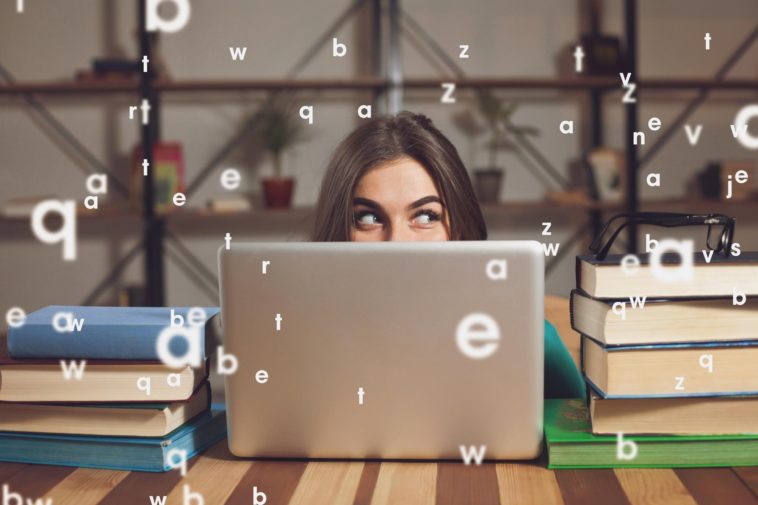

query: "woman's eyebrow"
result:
(407, 195), (443, 210)
(353, 197), (381, 209)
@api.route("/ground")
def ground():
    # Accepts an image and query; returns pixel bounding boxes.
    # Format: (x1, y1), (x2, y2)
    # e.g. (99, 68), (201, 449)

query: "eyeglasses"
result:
(589, 212), (736, 260)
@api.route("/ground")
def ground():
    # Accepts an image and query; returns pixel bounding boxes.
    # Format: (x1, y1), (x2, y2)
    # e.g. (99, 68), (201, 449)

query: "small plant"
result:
(256, 97), (308, 178)
(453, 91), (540, 168)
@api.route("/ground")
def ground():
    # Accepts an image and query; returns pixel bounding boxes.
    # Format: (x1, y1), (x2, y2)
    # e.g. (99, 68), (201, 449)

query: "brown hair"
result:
(311, 111), (487, 241)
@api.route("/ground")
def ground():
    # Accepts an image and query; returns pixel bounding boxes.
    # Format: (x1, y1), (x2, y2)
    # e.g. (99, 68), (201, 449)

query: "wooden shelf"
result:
(5, 198), (757, 225)
(158, 77), (385, 92)
(405, 77), (758, 91)
(564, 197), (758, 214)
(639, 198), (758, 213)
(0, 80), (140, 94)
(2, 77), (756, 95)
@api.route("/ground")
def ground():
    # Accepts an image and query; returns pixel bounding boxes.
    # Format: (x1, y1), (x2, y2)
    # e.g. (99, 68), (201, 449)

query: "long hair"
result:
(311, 111), (487, 241)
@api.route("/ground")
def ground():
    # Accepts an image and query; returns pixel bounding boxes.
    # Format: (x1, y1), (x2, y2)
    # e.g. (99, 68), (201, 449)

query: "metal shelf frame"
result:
(2, 1), (756, 305)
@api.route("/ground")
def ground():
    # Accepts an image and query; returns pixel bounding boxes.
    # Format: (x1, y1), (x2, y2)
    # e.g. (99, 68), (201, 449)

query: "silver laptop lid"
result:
(218, 240), (544, 460)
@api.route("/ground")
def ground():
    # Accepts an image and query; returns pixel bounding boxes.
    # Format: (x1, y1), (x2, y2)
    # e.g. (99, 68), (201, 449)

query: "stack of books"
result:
(0, 305), (227, 472)
(545, 251), (758, 468)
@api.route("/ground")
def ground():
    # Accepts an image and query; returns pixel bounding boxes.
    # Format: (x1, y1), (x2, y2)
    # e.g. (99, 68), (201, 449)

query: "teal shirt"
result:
(544, 320), (585, 399)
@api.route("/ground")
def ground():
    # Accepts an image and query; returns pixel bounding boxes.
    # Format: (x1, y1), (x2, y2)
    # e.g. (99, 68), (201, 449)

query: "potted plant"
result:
(452, 92), (539, 203)
(256, 97), (307, 209)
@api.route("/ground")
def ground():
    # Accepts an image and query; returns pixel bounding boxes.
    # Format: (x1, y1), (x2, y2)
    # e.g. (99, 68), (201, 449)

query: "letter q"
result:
(299, 105), (314, 125)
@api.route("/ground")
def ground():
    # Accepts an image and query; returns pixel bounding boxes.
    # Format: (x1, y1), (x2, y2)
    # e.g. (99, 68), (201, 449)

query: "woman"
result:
(312, 111), (584, 399)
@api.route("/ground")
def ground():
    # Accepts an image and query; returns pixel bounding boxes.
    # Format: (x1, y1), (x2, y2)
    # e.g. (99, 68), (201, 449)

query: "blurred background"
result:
(1, 0), (757, 312)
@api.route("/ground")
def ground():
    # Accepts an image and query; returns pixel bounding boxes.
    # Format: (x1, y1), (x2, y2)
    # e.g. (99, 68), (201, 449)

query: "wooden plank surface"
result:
(353, 462), (381, 505)
(289, 462), (365, 505)
(734, 467), (758, 496)
(675, 468), (758, 505)
(224, 460), (307, 504)
(44, 468), (129, 505)
(98, 458), (201, 505)
(615, 468), (697, 505)
(496, 462), (564, 505)
(4, 459), (756, 504)
(554, 469), (633, 505)
(370, 463), (437, 505)
(163, 441), (252, 504)
(2, 464), (75, 502)
(436, 462), (500, 505)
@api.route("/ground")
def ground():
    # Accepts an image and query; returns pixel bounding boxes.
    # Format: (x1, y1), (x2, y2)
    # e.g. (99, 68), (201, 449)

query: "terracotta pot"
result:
(262, 177), (295, 209)
(473, 167), (504, 203)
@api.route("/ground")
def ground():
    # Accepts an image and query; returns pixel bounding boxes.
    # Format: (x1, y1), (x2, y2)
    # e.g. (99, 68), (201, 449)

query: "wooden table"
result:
(2, 297), (757, 504)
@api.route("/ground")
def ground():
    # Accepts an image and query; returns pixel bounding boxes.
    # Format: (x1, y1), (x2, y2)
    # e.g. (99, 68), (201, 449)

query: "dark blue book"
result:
(7, 306), (220, 360)
(0, 405), (227, 472)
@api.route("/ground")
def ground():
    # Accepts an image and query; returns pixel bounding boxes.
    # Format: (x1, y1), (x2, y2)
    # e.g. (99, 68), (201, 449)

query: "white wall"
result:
(1, 0), (757, 315)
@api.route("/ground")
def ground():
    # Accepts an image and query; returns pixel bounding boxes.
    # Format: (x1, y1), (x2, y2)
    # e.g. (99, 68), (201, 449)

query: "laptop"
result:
(218, 240), (544, 460)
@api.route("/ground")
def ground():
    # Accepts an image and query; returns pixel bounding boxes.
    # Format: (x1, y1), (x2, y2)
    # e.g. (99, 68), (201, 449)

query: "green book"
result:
(545, 399), (758, 469)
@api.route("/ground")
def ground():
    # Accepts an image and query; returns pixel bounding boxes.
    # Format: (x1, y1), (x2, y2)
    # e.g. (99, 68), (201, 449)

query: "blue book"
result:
(7, 306), (220, 360)
(0, 405), (227, 472)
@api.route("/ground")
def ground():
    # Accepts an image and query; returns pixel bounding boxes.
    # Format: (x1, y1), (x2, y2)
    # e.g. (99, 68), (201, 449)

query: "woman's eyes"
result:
(353, 209), (442, 228)
(413, 209), (441, 225)
(354, 210), (382, 226)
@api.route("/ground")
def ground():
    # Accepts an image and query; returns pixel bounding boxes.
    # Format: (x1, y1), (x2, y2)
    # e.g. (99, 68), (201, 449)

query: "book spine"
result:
(569, 288), (578, 333)
(8, 322), (213, 360)
(0, 435), (164, 472)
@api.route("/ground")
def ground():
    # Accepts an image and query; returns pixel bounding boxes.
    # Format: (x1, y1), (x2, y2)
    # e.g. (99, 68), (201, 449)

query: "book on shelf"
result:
(576, 252), (758, 299)
(570, 289), (758, 345)
(0, 405), (226, 472)
(582, 335), (758, 398)
(0, 382), (210, 437)
(545, 399), (758, 468)
(719, 160), (756, 201)
(206, 196), (251, 213)
(130, 142), (185, 212)
(7, 305), (221, 360)
(588, 394), (758, 436)
(0, 358), (209, 402)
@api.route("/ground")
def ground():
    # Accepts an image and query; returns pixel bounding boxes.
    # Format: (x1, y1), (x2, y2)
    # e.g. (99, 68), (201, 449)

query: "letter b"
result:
(252, 486), (268, 505)
(217, 346), (239, 375)
(733, 287), (747, 306)
(171, 309), (185, 327)
(616, 433), (638, 461)
(182, 484), (204, 505)
(332, 37), (347, 57)
(645, 233), (658, 252)
(2, 484), (22, 505)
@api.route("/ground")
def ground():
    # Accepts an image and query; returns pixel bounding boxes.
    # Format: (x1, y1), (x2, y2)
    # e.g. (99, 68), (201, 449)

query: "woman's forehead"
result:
(355, 157), (440, 201)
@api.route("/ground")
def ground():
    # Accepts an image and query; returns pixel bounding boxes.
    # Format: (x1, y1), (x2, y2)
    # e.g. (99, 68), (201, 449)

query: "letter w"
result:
(229, 46), (247, 61)
(149, 496), (167, 505)
(628, 296), (646, 309)
(459, 444), (486, 465)
(60, 360), (87, 380)
(542, 243), (560, 256)
(28, 499), (53, 505)
(70, 317), (85, 332)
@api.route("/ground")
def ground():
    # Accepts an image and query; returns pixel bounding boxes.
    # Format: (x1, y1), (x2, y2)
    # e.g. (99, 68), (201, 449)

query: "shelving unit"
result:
(2, 0), (757, 306)
(3, 77), (757, 95)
